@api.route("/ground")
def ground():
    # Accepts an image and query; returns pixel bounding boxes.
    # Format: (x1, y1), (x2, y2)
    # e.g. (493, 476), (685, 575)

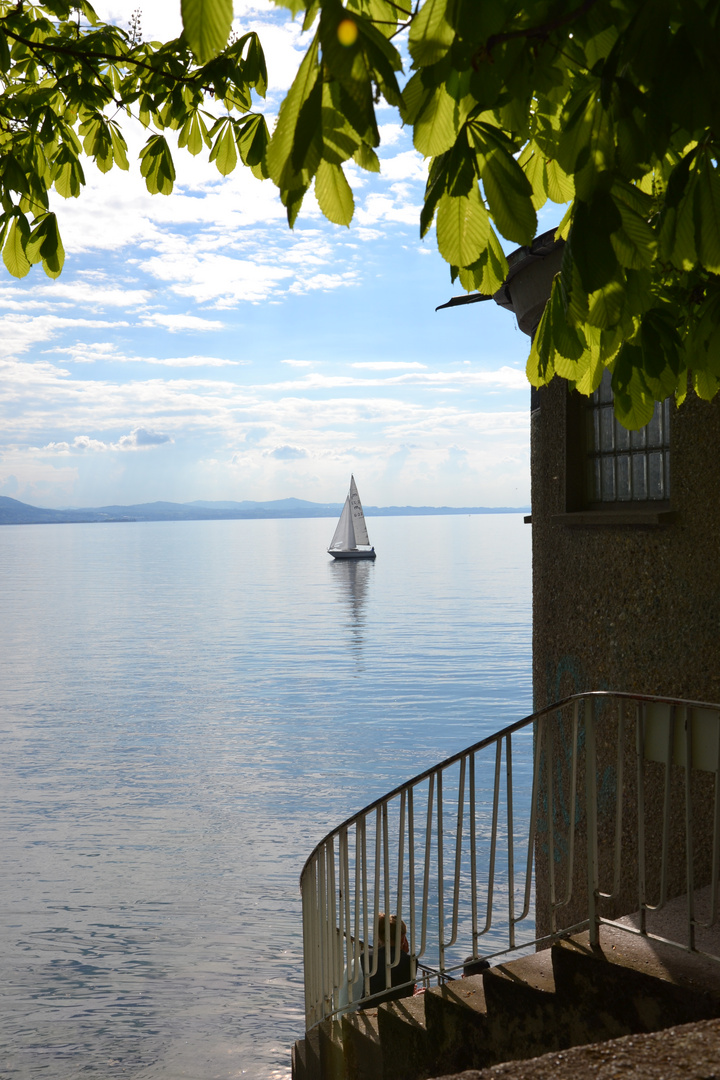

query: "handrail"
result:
(300, 691), (720, 1030)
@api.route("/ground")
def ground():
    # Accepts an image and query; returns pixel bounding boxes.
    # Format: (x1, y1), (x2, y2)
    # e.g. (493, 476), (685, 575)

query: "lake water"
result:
(0, 514), (532, 1080)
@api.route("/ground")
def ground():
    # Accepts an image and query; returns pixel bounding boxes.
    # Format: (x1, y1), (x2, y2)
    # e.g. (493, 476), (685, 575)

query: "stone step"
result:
(553, 935), (720, 1034)
(376, 994), (430, 1080)
(292, 927), (720, 1080)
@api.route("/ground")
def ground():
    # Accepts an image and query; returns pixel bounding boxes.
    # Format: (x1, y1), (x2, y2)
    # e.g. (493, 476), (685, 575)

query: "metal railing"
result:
(300, 691), (720, 1030)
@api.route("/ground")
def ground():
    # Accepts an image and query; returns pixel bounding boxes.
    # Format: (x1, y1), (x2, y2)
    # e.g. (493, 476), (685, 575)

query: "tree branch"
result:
(482, 0), (603, 55)
(1, 24), (209, 91)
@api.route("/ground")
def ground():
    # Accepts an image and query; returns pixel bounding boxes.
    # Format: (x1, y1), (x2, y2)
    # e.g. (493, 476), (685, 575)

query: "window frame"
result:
(557, 382), (675, 527)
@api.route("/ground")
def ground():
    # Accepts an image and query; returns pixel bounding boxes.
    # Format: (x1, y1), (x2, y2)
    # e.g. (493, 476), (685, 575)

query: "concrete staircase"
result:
(292, 893), (720, 1080)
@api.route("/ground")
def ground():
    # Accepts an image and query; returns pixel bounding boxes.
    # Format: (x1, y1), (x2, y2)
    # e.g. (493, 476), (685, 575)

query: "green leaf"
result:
(456, 224), (508, 294)
(78, 0), (99, 24)
(612, 344), (655, 429)
(283, 184), (308, 229)
(693, 369), (719, 401)
(526, 302), (555, 386)
(314, 159), (354, 226)
(695, 149), (720, 274)
(108, 123), (129, 171)
(476, 224), (508, 293)
(545, 158), (574, 203)
(139, 135), (176, 195)
(659, 150), (698, 270)
(236, 114), (269, 179)
(353, 142), (380, 172)
(639, 308), (682, 384)
(0, 154), (31, 197)
(414, 84), (467, 158)
(560, 240), (589, 326)
(27, 212), (64, 278)
(570, 191), (621, 293)
(211, 121), (237, 175)
(481, 147), (536, 245)
(181, 0), (232, 64)
(179, 111), (209, 156)
(2, 215), (31, 278)
(420, 153), (450, 238)
(550, 277), (584, 360)
(610, 196), (656, 269)
(271, 0), (307, 15)
(436, 185), (488, 267)
(266, 34), (321, 190)
(518, 142), (547, 211)
(52, 143), (85, 198)
(408, 0), (457, 66)
(574, 328), (605, 396)
(587, 277), (626, 329)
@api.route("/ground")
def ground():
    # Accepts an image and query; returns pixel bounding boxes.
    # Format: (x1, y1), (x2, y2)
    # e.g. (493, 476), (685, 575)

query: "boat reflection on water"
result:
(329, 556), (374, 659)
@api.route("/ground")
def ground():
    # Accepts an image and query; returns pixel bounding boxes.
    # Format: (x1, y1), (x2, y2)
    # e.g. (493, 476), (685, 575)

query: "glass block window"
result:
(586, 369), (671, 503)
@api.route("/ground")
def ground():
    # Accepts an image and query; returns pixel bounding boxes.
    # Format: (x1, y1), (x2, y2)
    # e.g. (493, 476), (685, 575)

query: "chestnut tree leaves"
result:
(0, 0), (268, 279)
(266, 0), (720, 425)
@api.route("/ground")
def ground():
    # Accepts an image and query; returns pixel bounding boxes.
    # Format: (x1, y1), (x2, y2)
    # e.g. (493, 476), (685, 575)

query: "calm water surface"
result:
(0, 514), (531, 1079)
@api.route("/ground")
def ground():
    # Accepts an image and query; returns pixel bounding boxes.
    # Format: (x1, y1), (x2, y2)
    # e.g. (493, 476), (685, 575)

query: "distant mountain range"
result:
(0, 496), (530, 526)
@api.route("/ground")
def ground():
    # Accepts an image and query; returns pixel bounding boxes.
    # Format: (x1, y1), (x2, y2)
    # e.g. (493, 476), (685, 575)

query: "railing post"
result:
(437, 769), (445, 974)
(506, 733), (516, 949)
(470, 753), (478, 956)
(684, 706), (696, 951)
(586, 697), (599, 946)
(408, 785), (417, 979)
(546, 709), (556, 932)
(449, 757), (466, 949)
(636, 703), (647, 933)
(712, 713), (720, 927)
(302, 855), (319, 1028)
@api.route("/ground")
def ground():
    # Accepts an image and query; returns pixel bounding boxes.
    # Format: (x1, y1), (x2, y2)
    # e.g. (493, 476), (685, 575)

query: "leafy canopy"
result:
(4, 0), (720, 426)
(0, 0), (268, 279)
(264, 0), (720, 427)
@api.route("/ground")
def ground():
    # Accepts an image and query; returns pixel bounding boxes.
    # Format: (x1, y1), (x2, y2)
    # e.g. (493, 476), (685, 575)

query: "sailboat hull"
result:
(328, 547), (376, 560)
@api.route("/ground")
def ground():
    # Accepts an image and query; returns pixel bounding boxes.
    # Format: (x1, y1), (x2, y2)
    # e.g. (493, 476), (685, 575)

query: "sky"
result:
(0, 0), (560, 510)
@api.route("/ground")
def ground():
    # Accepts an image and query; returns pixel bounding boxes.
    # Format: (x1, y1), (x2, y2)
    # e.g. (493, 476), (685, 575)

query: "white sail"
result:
(329, 495), (356, 550)
(328, 476), (375, 558)
(348, 476), (370, 546)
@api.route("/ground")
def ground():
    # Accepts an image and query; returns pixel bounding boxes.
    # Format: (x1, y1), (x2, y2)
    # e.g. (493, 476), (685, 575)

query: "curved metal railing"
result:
(300, 691), (720, 1029)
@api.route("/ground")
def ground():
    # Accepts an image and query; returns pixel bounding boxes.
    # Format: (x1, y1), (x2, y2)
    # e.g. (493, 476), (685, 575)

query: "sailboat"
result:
(328, 477), (376, 560)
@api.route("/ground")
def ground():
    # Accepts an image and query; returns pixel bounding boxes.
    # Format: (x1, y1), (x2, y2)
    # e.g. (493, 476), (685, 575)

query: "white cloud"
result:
(378, 124), (405, 147)
(50, 342), (239, 367)
(140, 355), (241, 368)
(42, 428), (173, 454)
(139, 250), (296, 307)
(282, 359), (312, 367)
(380, 150), (426, 183)
(263, 366), (528, 391)
(356, 193), (420, 227)
(352, 362), (428, 371)
(0, 315), (129, 357)
(43, 435), (110, 454)
(141, 313), (226, 332)
(288, 272), (357, 295)
(34, 282), (153, 309)
(117, 428), (173, 449)
(52, 342), (122, 364)
(263, 444), (308, 460)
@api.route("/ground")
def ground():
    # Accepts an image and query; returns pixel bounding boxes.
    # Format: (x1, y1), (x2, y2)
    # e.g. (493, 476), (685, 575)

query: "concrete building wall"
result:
(530, 382), (720, 934)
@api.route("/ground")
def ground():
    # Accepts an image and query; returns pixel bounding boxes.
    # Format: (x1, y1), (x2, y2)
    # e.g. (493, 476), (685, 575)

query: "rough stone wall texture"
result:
(531, 384), (720, 935)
